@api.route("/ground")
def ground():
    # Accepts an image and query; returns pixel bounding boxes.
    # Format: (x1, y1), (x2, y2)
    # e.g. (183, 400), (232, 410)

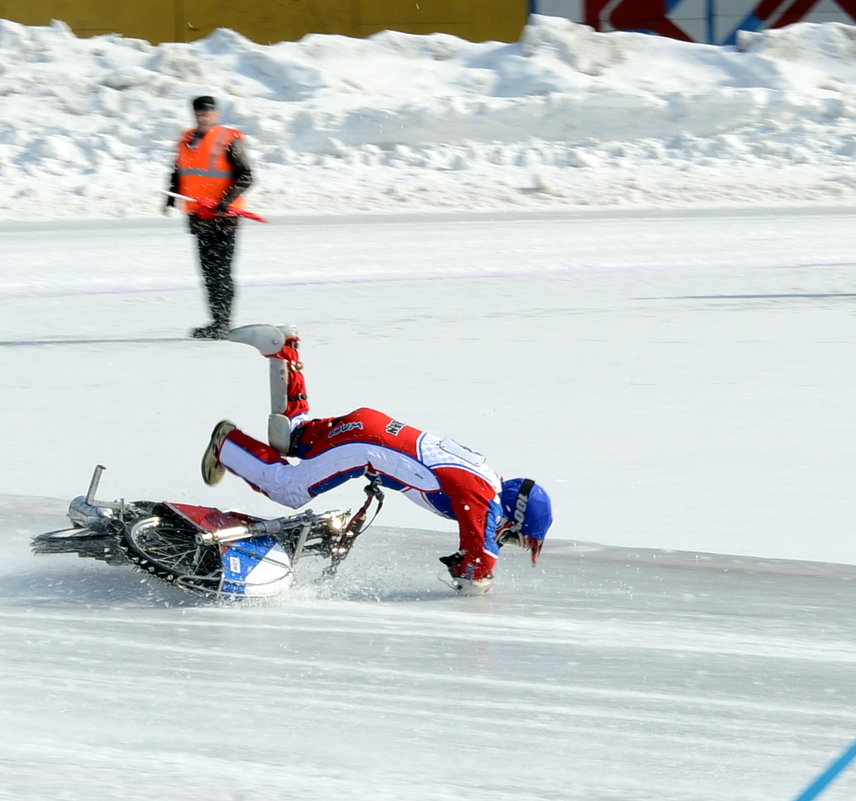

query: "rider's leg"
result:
(228, 324), (310, 453)
(270, 325), (309, 423)
(207, 423), (358, 510)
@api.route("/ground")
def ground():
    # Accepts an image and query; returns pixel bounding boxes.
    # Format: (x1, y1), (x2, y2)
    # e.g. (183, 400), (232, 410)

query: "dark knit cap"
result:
(192, 96), (217, 111)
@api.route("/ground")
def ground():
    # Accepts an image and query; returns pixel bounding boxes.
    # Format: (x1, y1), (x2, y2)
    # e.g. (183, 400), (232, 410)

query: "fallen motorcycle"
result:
(32, 465), (383, 601)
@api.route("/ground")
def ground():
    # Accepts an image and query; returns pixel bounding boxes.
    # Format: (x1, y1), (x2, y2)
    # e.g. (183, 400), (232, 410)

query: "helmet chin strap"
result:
(495, 520), (521, 548)
(509, 478), (535, 535)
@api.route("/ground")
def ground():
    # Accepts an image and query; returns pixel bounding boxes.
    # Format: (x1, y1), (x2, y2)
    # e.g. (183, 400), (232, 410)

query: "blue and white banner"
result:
(532, 0), (856, 44)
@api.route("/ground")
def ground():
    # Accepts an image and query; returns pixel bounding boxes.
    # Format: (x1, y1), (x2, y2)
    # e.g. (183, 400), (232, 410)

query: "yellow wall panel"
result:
(0, 0), (176, 40)
(359, 0), (468, 24)
(356, 0), (525, 40)
(0, 0), (526, 43)
(181, 0), (357, 43)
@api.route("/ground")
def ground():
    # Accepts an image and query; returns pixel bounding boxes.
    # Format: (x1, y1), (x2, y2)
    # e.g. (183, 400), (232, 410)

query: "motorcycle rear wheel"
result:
(120, 511), (223, 595)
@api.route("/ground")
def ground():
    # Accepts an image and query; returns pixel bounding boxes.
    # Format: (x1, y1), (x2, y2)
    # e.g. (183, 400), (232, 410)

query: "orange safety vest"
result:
(176, 126), (247, 215)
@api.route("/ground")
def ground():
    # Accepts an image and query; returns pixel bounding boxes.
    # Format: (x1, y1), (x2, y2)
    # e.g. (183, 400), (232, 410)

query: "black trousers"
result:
(188, 215), (240, 328)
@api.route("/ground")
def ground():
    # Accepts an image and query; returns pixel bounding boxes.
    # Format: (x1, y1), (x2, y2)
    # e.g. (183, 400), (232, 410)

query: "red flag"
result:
(194, 197), (268, 223)
(229, 208), (268, 223)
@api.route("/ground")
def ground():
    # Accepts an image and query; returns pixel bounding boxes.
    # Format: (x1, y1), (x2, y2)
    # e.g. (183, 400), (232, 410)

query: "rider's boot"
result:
(227, 323), (306, 454)
(201, 420), (237, 485)
(228, 324), (284, 355)
(228, 323), (300, 356)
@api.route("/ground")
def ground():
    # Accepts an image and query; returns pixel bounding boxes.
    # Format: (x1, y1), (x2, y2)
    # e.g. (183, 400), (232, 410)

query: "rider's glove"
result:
(439, 551), (465, 576)
(440, 550), (493, 580)
(440, 552), (493, 596)
(216, 199), (231, 215)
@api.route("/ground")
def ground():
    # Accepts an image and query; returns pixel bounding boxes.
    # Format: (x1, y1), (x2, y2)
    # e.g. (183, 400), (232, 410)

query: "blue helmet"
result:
(500, 477), (553, 544)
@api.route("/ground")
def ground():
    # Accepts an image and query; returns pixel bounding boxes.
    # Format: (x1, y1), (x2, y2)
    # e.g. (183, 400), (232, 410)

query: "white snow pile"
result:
(2, 14), (856, 218)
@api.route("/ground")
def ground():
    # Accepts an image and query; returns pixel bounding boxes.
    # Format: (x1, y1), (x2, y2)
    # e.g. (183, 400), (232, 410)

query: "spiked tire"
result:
(118, 506), (223, 595)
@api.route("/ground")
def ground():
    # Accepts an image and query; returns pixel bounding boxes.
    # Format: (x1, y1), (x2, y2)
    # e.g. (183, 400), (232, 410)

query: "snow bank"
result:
(1, 15), (856, 218)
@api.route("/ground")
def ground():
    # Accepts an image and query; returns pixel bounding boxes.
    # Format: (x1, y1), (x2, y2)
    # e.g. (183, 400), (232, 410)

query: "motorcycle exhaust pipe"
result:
(196, 525), (252, 546)
(68, 496), (116, 527)
(85, 464), (106, 505)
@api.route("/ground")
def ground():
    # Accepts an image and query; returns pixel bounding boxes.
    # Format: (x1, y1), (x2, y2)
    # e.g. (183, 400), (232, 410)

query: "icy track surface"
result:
(4, 515), (856, 801)
(2, 208), (856, 800)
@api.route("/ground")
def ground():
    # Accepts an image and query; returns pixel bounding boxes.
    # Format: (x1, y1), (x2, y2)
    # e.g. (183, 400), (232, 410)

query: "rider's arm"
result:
(443, 486), (500, 581)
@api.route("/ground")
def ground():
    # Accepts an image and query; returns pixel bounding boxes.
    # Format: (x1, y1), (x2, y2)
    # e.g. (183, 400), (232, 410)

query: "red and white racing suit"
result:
(217, 342), (504, 580)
